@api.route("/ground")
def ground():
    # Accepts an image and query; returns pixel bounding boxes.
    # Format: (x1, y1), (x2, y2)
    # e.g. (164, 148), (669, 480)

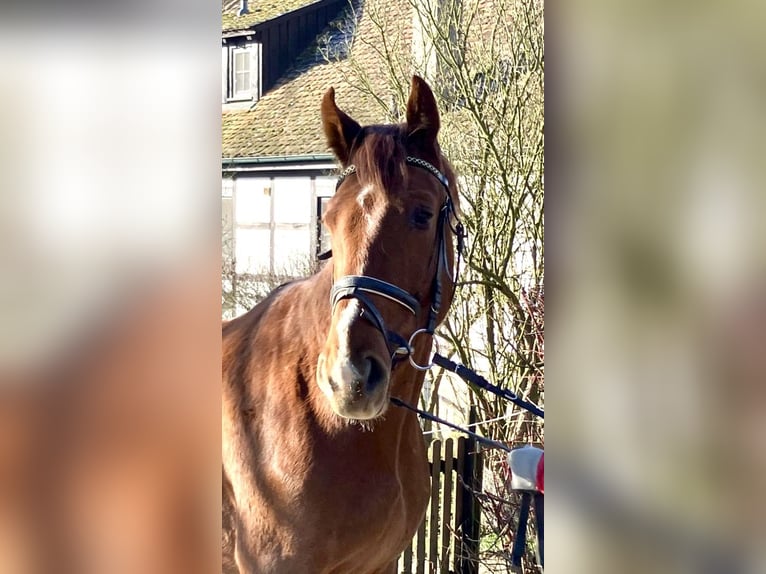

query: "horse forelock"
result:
(349, 125), (409, 195)
(349, 124), (460, 211)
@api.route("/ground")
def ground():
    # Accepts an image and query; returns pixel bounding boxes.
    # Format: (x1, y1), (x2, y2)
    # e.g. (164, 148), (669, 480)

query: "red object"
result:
(536, 453), (544, 494)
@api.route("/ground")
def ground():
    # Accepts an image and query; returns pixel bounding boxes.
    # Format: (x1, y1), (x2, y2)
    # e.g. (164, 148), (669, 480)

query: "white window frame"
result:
(226, 43), (261, 102)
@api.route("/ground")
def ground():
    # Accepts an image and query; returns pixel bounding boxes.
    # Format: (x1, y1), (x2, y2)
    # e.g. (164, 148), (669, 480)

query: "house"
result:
(222, 0), (347, 304)
(221, 0), (413, 320)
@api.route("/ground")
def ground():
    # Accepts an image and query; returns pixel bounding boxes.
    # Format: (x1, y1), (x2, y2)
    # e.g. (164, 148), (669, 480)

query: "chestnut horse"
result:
(222, 76), (462, 574)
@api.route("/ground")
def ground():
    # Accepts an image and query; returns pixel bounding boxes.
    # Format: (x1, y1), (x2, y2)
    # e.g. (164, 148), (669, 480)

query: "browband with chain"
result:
(319, 157), (453, 261)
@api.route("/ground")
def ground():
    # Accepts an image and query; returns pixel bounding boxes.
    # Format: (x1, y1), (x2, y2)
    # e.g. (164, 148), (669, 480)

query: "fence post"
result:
(429, 440), (441, 573)
(453, 437), (466, 574)
(440, 438), (454, 573)
(472, 428), (483, 557)
(456, 407), (482, 574)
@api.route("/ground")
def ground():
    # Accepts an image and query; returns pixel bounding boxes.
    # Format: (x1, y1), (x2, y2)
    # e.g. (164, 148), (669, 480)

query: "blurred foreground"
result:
(549, 0), (766, 572)
(0, 269), (221, 573)
(0, 1), (221, 572)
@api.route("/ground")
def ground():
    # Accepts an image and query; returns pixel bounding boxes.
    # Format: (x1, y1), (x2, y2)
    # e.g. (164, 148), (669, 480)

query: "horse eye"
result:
(411, 208), (434, 229)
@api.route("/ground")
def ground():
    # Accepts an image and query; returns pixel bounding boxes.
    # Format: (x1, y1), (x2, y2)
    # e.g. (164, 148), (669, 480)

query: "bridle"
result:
(323, 156), (465, 370)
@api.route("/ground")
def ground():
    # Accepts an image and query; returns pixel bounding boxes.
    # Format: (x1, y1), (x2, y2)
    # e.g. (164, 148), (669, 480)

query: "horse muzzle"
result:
(317, 351), (390, 420)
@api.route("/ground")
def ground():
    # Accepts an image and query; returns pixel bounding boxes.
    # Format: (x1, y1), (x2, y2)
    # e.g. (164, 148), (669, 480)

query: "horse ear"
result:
(405, 75), (440, 146)
(321, 87), (362, 165)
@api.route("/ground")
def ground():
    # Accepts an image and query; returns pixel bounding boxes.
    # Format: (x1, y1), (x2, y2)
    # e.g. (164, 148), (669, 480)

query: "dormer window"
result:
(224, 42), (261, 102)
(232, 47), (252, 98)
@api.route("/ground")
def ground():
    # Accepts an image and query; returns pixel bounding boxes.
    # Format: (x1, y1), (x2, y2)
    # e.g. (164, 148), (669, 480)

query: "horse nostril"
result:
(363, 355), (387, 391)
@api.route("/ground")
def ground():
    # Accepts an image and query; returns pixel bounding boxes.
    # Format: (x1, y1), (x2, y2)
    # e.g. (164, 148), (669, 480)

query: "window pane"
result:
(315, 176), (336, 198)
(273, 227), (310, 274)
(318, 197), (332, 254)
(234, 50), (250, 71)
(235, 178), (271, 224)
(232, 50), (251, 95)
(235, 227), (271, 274)
(315, 177), (335, 255)
(234, 70), (250, 94)
(273, 178), (311, 223)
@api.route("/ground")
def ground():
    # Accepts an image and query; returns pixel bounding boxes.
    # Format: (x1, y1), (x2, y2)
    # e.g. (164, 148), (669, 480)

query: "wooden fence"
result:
(398, 436), (484, 574)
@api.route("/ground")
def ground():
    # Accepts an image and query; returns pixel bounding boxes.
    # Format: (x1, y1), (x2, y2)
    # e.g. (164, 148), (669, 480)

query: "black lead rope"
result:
(431, 354), (545, 419)
(390, 397), (512, 452)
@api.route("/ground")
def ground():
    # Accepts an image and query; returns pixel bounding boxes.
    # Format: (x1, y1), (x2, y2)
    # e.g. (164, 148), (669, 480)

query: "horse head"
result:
(315, 76), (462, 420)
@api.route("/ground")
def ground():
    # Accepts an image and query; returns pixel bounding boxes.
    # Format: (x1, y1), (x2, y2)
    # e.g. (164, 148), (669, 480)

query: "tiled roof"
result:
(222, 0), (412, 159)
(222, 0), (323, 32)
